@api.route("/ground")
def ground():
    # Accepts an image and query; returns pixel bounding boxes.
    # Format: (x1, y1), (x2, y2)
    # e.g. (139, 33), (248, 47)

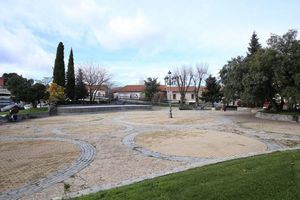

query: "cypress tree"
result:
(75, 68), (88, 100)
(53, 42), (65, 87)
(66, 49), (75, 100)
(247, 31), (262, 56)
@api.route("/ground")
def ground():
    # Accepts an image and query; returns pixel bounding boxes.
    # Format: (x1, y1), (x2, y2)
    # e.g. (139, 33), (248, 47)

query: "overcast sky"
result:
(0, 0), (299, 86)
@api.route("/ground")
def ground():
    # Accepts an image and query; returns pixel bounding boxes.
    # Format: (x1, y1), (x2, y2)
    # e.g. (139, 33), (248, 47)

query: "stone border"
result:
(67, 146), (299, 200)
(58, 112), (300, 200)
(255, 111), (299, 123)
(57, 105), (152, 115)
(0, 136), (96, 200)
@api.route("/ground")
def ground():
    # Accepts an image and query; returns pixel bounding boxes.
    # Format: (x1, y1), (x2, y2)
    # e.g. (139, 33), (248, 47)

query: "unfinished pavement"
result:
(0, 108), (299, 199)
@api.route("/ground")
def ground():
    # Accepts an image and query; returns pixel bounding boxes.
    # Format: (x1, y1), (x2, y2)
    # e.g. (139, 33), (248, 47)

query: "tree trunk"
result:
(89, 88), (93, 103)
(180, 93), (185, 107)
(195, 92), (199, 107)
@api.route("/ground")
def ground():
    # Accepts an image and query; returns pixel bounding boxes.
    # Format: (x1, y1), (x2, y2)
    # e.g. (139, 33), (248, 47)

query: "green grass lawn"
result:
(0, 107), (48, 115)
(71, 150), (299, 200)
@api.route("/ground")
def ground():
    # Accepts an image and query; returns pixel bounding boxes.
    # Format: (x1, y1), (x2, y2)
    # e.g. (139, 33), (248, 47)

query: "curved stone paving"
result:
(0, 109), (299, 200)
(0, 136), (96, 200)
(65, 112), (300, 199)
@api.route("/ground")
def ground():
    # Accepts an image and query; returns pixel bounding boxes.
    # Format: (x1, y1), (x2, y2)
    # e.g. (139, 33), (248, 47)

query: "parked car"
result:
(37, 103), (49, 108)
(24, 104), (33, 110)
(0, 104), (24, 112)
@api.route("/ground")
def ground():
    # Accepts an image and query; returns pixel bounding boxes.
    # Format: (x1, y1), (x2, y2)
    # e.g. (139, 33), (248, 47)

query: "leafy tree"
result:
(202, 75), (222, 104)
(247, 31), (262, 56)
(30, 83), (47, 107)
(6, 74), (46, 107)
(267, 29), (300, 110)
(144, 77), (160, 101)
(75, 68), (88, 100)
(220, 56), (246, 103)
(6, 74), (33, 102)
(66, 49), (75, 100)
(53, 42), (65, 87)
(219, 29), (300, 111)
(2, 72), (18, 86)
(49, 82), (65, 103)
(241, 49), (279, 107)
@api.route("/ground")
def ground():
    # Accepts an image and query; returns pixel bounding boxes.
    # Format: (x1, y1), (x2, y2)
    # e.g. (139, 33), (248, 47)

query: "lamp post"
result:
(164, 71), (175, 118)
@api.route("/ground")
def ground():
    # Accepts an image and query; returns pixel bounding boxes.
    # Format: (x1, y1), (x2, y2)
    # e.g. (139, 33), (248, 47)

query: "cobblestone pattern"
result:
(0, 136), (96, 200)
(65, 114), (300, 199)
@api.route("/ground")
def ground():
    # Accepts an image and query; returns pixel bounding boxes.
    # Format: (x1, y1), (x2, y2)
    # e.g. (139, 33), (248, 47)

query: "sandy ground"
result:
(0, 108), (299, 199)
(0, 140), (80, 193)
(135, 130), (267, 158)
(120, 108), (219, 125)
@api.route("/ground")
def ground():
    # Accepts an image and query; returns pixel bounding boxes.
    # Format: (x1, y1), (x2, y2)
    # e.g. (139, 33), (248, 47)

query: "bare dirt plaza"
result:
(0, 107), (299, 199)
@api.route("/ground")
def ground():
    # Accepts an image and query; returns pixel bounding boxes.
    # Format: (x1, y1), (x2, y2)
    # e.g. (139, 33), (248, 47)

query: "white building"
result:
(0, 77), (12, 108)
(113, 85), (205, 104)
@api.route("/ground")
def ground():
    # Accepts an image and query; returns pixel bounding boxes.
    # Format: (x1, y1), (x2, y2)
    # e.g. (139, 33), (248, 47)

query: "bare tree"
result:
(192, 63), (208, 106)
(173, 65), (193, 107)
(82, 64), (111, 102)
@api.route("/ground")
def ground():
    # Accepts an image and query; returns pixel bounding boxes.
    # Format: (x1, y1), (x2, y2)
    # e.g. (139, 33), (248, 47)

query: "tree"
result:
(191, 63), (208, 106)
(173, 65), (193, 108)
(2, 72), (18, 86)
(75, 68), (88, 100)
(31, 83), (47, 107)
(53, 42), (65, 87)
(82, 64), (111, 102)
(144, 77), (160, 101)
(267, 29), (300, 110)
(49, 83), (65, 103)
(247, 31), (262, 56)
(219, 29), (300, 111)
(66, 49), (75, 100)
(220, 56), (247, 103)
(202, 75), (221, 105)
(6, 74), (47, 107)
(241, 49), (279, 107)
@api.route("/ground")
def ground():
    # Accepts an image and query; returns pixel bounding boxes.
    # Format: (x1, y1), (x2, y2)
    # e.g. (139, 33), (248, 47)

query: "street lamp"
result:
(164, 71), (176, 118)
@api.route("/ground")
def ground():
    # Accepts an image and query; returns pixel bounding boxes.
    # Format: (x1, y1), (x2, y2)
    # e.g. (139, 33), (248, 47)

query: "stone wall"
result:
(57, 105), (152, 115)
(255, 111), (299, 123)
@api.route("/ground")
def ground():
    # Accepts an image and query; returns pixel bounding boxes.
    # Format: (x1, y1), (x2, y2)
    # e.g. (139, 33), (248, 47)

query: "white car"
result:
(24, 104), (33, 110)
(37, 103), (49, 108)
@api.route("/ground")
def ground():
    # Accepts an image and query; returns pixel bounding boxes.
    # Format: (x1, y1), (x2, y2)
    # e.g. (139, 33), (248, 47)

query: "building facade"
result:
(0, 77), (12, 108)
(113, 85), (205, 104)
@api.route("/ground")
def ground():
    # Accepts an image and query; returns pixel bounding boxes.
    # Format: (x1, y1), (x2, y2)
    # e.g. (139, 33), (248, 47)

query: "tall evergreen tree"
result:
(53, 42), (65, 87)
(75, 68), (88, 100)
(66, 48), (75, 100)
(144, 77), (160, 101)
(247, 31), (262, 56)
(202, 75), (222, 104)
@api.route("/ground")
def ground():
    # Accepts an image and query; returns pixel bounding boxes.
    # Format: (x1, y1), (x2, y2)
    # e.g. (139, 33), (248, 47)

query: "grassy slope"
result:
(72, 150), (299, 200)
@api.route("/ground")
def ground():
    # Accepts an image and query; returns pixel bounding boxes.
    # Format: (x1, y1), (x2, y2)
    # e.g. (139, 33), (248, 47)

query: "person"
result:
(9, 106), (19, 122)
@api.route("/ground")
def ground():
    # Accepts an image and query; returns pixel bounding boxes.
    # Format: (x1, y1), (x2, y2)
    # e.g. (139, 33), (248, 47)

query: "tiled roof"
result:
(116, 85), (146, 92)
(114, 85), (206, 93)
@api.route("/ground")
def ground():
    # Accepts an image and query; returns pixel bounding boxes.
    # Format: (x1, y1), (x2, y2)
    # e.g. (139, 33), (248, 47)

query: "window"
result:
(173, 94), (176, 100)
(191, 94), (194, 99)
